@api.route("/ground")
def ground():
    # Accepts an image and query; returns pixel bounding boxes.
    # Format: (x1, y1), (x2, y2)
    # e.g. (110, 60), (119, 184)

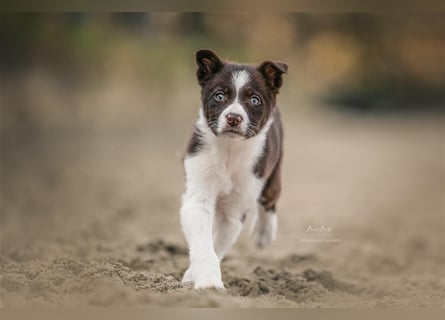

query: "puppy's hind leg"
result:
(251, 161), (281, 249)
(251, 204), (278, 249)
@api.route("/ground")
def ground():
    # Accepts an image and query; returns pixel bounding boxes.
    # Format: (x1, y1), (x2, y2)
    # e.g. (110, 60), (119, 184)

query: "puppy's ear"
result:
(196, 49), (224, 84)
(258, 61), (288, 93)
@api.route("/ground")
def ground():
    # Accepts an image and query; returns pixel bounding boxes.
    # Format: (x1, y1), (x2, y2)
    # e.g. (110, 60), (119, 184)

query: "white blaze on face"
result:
(217, 70), (251, 135)
(232, 70), (250, 98)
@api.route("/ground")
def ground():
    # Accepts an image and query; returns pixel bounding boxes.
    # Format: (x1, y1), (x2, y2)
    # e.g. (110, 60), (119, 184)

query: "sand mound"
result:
(1, 239), (367, 307)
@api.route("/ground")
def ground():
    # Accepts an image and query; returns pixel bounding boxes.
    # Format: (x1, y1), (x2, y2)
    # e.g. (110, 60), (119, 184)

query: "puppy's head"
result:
(196, 49), (287, 139)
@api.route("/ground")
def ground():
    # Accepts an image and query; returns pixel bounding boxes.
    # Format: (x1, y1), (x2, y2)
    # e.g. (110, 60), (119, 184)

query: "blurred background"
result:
(0, 13), (444, 307)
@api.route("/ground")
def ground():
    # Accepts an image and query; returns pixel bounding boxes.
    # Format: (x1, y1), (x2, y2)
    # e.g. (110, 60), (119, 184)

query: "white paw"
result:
(182, 256), (225, 289)
(194, 272), (225, 290)
(251, 210), (277, 249)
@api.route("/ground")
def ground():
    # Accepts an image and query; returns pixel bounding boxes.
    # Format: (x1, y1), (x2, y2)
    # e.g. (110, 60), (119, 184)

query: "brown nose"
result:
(226, 113), (243, 126)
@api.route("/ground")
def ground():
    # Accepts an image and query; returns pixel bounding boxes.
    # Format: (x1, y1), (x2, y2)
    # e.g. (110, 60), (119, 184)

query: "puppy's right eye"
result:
(214, 91), (225, 102)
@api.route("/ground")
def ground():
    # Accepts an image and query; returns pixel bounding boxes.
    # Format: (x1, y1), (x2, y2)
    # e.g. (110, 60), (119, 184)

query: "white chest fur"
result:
(183, 110), (272, 206)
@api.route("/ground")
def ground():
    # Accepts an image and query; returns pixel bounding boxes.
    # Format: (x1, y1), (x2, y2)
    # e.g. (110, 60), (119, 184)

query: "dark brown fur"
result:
(254, 108), (283, 212)
(186, 128), (203, 156)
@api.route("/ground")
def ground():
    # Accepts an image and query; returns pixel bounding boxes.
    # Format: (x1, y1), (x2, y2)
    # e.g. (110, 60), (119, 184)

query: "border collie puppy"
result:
(180, 49), (288, 289)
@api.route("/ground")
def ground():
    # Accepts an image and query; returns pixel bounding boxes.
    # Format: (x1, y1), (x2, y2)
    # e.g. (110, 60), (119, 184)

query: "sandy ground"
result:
(0, 70), (444, 307)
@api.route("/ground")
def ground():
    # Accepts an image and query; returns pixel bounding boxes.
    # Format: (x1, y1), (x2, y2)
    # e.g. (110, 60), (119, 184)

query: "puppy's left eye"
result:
(249, 95), (261, 106)
(214, 91), (226, 102)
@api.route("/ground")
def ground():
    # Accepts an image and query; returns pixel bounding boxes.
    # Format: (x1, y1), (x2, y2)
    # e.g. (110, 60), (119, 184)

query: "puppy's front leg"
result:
(180, 170), (223, 289)
(180, 195), (223, 289)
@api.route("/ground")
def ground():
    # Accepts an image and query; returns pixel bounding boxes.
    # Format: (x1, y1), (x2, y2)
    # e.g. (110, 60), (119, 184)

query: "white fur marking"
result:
(216, 70), (251, 135)
(232, 70), (250, 96)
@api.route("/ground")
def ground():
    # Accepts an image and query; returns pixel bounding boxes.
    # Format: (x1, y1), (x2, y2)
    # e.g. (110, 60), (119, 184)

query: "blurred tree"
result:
(179, 13), (206, 35)
(0, 13), (41, 72)
(111, 13), (150, 33)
